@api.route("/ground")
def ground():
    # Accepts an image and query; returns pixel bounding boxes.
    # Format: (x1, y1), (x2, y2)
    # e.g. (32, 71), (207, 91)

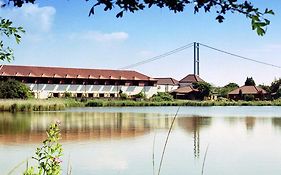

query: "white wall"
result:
(27, 84), (158, 99)
(157, 85), (179, 93)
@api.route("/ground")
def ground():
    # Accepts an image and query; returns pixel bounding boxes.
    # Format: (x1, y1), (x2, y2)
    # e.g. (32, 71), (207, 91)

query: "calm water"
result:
(1, 106), (281, 175)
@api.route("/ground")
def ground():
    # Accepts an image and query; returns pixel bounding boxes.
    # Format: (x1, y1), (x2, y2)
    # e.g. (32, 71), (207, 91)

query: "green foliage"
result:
(224, 83), (239, 89)
(0, 79), (33, 99)
(0, 98), (83, 112)
(244, 94), (255, 101)
(258, 84), (271, 93)
(217, 83), (239, 98)
(151, 92), (174, 102)
(63, 91), (71, 98)
(270, 78), (281, 99)
(24, 121), (63, 175)
(134, 91), (146, 99)
(276, 89), (281, 99)
(193, 82), (212, 100)
(89, 0), (273, 36)
(2, 1), (273, 36)
(245, 77), (256, 86)
(0, 17), (25, 61)
(85, 99), (281, 107)
(119, 92), (128, 100)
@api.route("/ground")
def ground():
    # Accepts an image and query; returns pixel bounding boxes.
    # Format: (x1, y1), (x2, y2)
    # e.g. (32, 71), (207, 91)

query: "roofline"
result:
(2, 64), (137, 72)
(228, 85), (268, 95)
(1, 64), (157, 81)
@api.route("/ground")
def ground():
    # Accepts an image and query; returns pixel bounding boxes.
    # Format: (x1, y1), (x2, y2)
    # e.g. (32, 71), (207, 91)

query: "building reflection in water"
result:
(0, 112), (214, 159)
(272, 118), (281, 131)
(0, 112), (176, 144)
(245, 117), (256, 131)
(2, 112), (277, 159)
(178, 116), (212, 158)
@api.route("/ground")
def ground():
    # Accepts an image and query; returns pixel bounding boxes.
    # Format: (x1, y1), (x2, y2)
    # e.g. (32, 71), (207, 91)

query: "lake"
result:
(1, 106), (281, 175)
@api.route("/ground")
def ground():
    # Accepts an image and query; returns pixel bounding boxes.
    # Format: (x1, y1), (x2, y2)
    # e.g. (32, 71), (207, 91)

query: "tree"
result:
(0, 79), (33, 99)
(245, 77), (256, 86)
(270, 78), (281, 99)
(258, 84), (271, 93)
(270, 78), (281, 93)
(151, 92), (174, 102)
(225, 83), (239, 89)
(2, 0), (274, 36)
(193, 81), (212, 100)
(0, 17), (25, 61)
(218, 82), (239, 98)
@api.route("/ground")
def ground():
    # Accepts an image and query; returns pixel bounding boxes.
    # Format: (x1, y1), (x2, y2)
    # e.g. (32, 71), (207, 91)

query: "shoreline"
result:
(0, 98), (281, 112)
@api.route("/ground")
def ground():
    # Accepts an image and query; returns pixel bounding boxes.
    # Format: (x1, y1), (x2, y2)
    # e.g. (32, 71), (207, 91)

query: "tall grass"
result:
(85, 99), (281, 107)
(0, 98), (83, 112)
(1, 98), (280, 112)
(157, 107), (180, 175)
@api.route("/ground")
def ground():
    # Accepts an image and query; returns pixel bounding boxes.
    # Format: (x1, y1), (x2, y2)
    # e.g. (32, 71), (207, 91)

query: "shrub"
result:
(119, 93), (128, 100)
(63, 91), (71, 98)
(134, 91), (146, 99)
(192, 82), (212, 100)
(24, 121), (62, 175)
(86, 100), (104, 107)
(244, 95), (255, 101)
(0, 79), (33, 99)
(151, 92), (174, 102)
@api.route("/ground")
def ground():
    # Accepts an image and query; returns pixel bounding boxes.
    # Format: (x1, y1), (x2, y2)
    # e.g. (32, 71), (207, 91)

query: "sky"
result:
(0, 0), (280, 86)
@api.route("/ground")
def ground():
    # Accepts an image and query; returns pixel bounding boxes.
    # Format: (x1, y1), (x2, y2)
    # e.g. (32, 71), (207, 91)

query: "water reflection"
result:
(0, 111), (281, 154)
(0, 112), (214, 158)
(245, 117), (256, 131)
(1, 107), (281, 175)
(0, 112), (178, 144)
(272, 118), (281, 130)
(178, 116), (212, 158)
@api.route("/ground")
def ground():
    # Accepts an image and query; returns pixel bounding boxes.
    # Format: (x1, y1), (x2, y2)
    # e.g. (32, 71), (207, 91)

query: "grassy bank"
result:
(85, 99), (281, 107)
(1, 98), (281, 112)
(0, 98), (83, 112)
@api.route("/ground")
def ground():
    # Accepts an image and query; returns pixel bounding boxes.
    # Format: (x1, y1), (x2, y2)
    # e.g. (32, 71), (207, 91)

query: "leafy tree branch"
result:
(2, 0), (274, 36)
(0, 17), (25, 61)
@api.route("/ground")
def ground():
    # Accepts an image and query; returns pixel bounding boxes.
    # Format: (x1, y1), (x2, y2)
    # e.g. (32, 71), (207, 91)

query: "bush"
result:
(244, 95), (255, 101)
(0, 79), (33, 99)
(134, 91), (146, 99)
(63, 91), (71, 98)
(151, 92), (174, 102)
(119, 93), (128, 100)
(86, 100), (104, 107)
(24, 122), (63, 175)
(192, 82), (212, 100)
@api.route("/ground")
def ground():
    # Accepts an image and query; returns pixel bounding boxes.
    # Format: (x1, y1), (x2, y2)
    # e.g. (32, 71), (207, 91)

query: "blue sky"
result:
(0, 0), (280, 86)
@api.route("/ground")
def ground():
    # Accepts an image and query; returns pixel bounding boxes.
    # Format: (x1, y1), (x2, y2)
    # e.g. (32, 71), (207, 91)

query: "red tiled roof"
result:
(179, 74), (204, 83)
(173, 85), (199, 94)
(0, 65), (155, 81)
(155, 78), (179, 85)
(228, 86), (268, 95)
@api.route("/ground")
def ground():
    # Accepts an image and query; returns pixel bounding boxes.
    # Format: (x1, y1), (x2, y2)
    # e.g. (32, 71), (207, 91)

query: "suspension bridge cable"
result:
(119, 42), (194, 69)
(199, 43), (281, 69)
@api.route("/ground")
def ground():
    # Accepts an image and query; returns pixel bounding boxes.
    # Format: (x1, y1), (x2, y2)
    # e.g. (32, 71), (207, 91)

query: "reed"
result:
(0, 98), (83, 112)
(86, 99), (281, 107)
(157, 107), (180, 175)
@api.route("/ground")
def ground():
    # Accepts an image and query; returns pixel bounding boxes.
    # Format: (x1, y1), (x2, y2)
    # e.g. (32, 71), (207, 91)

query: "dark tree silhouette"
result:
(245, 77), (256, 86)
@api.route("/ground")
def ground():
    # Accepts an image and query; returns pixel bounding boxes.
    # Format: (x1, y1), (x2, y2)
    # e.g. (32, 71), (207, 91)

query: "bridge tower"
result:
(193, 42), (200, 76)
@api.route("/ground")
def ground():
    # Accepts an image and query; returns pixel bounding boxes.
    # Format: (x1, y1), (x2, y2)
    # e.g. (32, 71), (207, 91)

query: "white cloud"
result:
(69, 31), (129, 42)
(0, 4), (56, 33)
